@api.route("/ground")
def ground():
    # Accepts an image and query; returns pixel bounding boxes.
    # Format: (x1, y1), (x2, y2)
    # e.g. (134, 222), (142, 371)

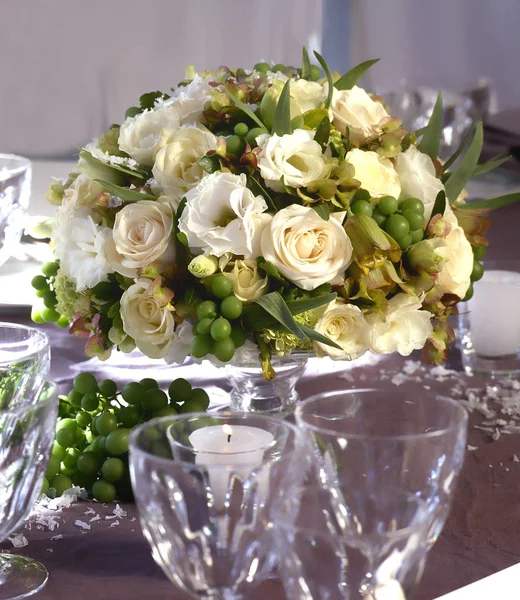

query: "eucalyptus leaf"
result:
(196, 154), (221, 174)
(226, 90), (268, 132)
(457, 192), (520, 211)
(272, 80), (293, 135)
(445, 121), (483, 202)
(314, 116), (330, 151)
(254, 292), (306, 340)
(94, 179), (156, 202)
(312, 203), (330, 221)
(286, 292), (336, 315)
(442, 120), (477, 172)
(313, 51), (333, 109)
(301, 46), (312, 80)
(473, 153), (511, 176)
(299, 324), (342, 350)
(417, 91), (443, 160)
(334, 58), (381, 91)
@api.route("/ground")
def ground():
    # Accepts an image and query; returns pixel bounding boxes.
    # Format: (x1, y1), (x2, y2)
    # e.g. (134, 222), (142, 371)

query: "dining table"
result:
(1, 198), (520, 600)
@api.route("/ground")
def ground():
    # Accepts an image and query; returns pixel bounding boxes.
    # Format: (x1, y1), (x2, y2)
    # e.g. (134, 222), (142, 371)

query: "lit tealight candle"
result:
(188, 424), (274, 509)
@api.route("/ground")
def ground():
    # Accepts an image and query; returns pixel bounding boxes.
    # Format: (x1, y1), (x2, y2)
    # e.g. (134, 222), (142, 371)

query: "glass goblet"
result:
(0, 375), (58, 599)
(0, 323), (50, 381)
(129, 413), (307, 600)
(295, 389), (468, 599)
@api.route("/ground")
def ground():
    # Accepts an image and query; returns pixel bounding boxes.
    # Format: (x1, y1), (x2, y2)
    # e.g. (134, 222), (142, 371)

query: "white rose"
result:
(331, 85), (389, 144)
(435, 205), (473, 298)
(120, 278), (175, 359)
(260, 205), (353, 291)
(164, 320), (195, 365)
(257, 129), (329, 192)
(346, 149), (401, 199)
(118, 107), (179, 167)
(105, 200), (175, 278)
(163, 75), (213, 125)
(290, 79), (327, 114)
(394, 146), (445, 222)
(367, 293), (433, 356)
(152, 125), (217, 207)
(221, 258), (269, 302)
(178, 172), (268, 257)
(313, 300), (370, 360)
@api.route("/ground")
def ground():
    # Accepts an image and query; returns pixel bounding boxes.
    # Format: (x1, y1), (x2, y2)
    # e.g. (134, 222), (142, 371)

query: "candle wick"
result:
(227, 434), (231, 443)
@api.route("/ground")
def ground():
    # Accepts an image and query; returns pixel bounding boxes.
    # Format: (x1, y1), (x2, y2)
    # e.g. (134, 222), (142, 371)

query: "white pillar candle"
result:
(468, 270), (520, 357)
(188, 424), (274, 510)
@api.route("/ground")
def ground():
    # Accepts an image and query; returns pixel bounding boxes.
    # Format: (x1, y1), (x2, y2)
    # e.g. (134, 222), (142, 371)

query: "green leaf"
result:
(445, 121), (483, 202)
(457, 192), (520, 211)
(177, 232), (189, 247)
(94, 179), (156, 202)
(139, 91), (169, 110)
(312, 203), (330, 221)
(272, 80), (293, 136)
(303, 108), (329, 129)
(313, 51), (333, 109)
(176, 197), (187, 220)
(334, 58), (381, 91)
(196, 154), (221, 174)
(253, 293), (306, 340)
(473, 153), (511, 176)
(427, 190), (446, 227)
(442, 121), (477, 173)
(301, 46), (312, 80)
(79, 149), (148, 181)
(249, 176), (277, 212)
(125, 106), (141, 119)
(107, 301), (121, 320)
(184, 288), (199, 306)
(314, 116), (330, 151)
(256, 334), (275, 381)
(286, 292), (336, 315)
(417, 91), (443, 160)
(226, 90), (268, 132)
(257, 257), (287, 283)
(299, 324), (342, 351)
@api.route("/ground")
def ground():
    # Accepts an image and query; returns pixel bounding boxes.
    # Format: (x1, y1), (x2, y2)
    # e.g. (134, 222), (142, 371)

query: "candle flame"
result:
(223, 424), (233, 443)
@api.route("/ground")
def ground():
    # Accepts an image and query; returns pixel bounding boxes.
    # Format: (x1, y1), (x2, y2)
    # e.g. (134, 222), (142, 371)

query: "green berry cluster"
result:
(463, 244), (486, 301)
(352, 196), (425, 250)
(225, 121), (265, 154)
(253, 61), (322, 81)
(30, 262), (68, 326)
(44, 373), (209, 502)
(191, 275), (246, 362)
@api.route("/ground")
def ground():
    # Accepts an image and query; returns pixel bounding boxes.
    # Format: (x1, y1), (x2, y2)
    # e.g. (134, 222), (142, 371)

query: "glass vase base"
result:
(0, 554), (48, 600)
(225, 354), (308, 415)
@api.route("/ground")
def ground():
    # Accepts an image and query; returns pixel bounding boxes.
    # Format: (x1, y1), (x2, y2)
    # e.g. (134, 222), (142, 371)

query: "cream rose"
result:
(331, 85), (389, 144)
(313, 300), (370, 360)
(120, 278), (175, 359)
(105, 200), (175, 278)
(260, 205), (353, 291)
(118, 107), (179, 167)
(367, 293), (433, 356)
(394, 145), (445, 222)
(257, 129), (329, 192)
(435, 206), (473, 298)
(152, 126), (216, 206)
(178, 172), (268, 257)
(221, 258), (269, 302)
(346, 149), (401, 199)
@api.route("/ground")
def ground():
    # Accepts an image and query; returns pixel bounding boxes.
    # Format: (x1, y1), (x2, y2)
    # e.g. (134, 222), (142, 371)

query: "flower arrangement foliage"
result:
(34, 49), (516, 378)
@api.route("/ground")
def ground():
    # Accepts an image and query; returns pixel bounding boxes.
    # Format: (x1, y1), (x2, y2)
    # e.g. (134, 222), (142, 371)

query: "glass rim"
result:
(0, 322), (49, 355)
(0, 153), (32, 175)
(1, 378), (57, 416)
(129, 412), (304, 468)
(296, 388), (468, 442)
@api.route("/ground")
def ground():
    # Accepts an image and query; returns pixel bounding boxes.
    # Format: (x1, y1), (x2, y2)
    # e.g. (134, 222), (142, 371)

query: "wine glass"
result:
(0, 374), (58, 599)
(0, 323), (50, 382)
(129, 413), (308, 599)
(295, 389), (468, 598)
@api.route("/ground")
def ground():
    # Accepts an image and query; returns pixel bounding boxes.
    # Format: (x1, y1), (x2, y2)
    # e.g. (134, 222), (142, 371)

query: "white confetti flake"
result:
(84, 508), (96, 516)
(514, 455), (519, 462)
(109, 520), (120, 527)
(113, 504), (127, 518)
(89, 515), (101, 522)
(46, 549), (54, 553)
(9, 533), (28, 548)
(51, 534), (63, 541)
(74, 520), (91, 530)
(467, 445), (478, 451)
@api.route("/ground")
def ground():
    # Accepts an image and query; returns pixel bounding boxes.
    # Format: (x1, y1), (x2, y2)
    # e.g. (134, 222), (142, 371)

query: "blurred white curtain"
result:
(349, 0), (520, 110)
(0, 0), (323, 157)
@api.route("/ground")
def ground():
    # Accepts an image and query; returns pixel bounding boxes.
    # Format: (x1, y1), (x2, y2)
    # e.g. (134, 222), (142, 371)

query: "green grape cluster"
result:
(464, 244), (486, 301)
(44, 373), (210, 502)
(30, 262), (69, 326)
(225, 121), (265, 153)
(191, 276), (246, 363)
(352, 196), (425, 250)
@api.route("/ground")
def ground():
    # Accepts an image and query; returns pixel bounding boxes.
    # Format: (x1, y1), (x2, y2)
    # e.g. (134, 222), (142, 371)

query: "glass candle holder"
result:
(129, 413), (308, 600)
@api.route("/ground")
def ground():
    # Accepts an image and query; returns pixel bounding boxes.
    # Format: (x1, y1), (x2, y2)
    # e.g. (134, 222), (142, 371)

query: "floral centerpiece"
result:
(32, 50), (515, 380)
